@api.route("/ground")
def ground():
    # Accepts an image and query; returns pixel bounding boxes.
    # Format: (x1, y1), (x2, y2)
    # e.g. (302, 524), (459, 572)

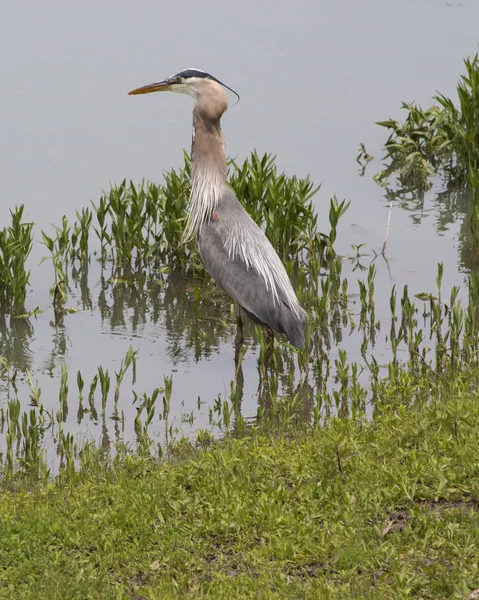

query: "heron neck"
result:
(190, 111), (227, 186)
(182, 110), (227, 242)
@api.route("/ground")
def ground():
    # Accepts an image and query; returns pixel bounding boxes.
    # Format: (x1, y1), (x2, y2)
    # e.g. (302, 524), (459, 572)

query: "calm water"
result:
(1, 0), (479, 452)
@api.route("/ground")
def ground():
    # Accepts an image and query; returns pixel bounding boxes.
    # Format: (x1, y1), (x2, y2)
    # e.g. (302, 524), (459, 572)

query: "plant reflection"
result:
(0, 314), (34, 372)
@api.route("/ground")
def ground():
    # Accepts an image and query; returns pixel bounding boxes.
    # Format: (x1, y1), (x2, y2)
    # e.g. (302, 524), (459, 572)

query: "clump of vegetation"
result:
(369, 54), (479, 192)
(0, 206), (34, 315)
(362, 53), (479, 252)
(372, 103), (447, 190)
(229, 153), (325, 262)
(52, 151), (335, 275)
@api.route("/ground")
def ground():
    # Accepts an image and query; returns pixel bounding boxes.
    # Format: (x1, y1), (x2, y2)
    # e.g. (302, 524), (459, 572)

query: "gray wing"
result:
(197, 206), (306, 349)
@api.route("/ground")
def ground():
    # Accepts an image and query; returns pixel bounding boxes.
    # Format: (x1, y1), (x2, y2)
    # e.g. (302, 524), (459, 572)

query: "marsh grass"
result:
(1, 261), (479, 481)
(47, 151), (331, 276)
(0, 205), (34, 315)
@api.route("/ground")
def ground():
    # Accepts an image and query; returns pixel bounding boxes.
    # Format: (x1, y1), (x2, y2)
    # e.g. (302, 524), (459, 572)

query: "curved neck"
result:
(182, 105), (227, 243)
(191, 108), (227, 185)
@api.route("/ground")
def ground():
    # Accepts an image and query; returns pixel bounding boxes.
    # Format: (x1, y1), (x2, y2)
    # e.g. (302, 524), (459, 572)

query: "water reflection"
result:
(89, 263), (239, 363)
(433, 184), (479, 274)
(42, 323), (70, 376)
(90, 261), (322, 434)
(381, 186), (427, 226)
(0, 313), (34, 371)
(0, 245), (374, 462)
(162, 271), (236, 361)
(71, 262), (93, 311)
(376, 176), (479, 275)
(379, 177), (465, 232)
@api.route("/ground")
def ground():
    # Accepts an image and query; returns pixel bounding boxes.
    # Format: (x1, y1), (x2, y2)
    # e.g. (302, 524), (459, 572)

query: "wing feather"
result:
(197, 192), (306, 348)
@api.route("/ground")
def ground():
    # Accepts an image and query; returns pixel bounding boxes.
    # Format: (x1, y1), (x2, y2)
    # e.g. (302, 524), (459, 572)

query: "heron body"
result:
(129, 69), (307, 349)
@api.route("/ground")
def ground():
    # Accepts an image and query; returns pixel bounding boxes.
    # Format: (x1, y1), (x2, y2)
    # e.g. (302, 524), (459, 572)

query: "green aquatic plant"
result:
(40, 224), (71, 321)
(373, 103), (446, 190)
(370, 54), (479, 191)
(229, 151), (322, 261)
(2, 257), (479, 481)
(0, 205), (34, 315)
(114, 345), (137, 411)
(133, 387), (160, 454)
(70, 207), (92, 263)
(366, 54), (479, 251)
(82, 151), (331, 274)
(436, 55), (479, 178)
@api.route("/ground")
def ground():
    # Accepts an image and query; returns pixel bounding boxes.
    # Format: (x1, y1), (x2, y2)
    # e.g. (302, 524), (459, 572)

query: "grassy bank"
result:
(1, 389), (478, 599)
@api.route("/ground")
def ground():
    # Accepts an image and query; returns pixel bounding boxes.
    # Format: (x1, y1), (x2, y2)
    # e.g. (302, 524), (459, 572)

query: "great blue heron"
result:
(128, 68), (307, 349)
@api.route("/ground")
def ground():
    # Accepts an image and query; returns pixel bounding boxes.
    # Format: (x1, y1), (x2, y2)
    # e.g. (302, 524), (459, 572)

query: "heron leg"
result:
(232, 305), (245, 431)
(233, 335), (245, 420)
(234, 303), (244, 363)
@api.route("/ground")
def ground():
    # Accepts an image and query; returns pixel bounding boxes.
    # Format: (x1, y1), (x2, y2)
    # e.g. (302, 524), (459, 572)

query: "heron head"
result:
(128, 68), (240, 103)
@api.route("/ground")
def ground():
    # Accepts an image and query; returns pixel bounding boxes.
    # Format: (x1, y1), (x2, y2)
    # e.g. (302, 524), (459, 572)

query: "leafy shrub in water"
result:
(371, 54), (479, 191)
(373, 103), (448, 190)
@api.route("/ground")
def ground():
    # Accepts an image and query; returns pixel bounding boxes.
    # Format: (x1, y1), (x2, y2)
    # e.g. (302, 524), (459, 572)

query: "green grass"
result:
(1, 391), (479, 599)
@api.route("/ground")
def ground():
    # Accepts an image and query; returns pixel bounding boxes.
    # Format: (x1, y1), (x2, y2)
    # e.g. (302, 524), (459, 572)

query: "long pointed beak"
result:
(128, 80), (171, 95)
